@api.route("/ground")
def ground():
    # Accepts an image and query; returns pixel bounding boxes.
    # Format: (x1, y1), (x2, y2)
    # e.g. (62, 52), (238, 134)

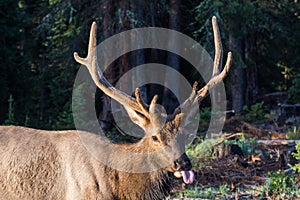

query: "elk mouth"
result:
(173, 170), (195, 184)
(172, 153), (195, 184)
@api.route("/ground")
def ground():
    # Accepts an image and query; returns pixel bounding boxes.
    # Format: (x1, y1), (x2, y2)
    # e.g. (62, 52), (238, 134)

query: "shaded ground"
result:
(171, 116), (300, 199)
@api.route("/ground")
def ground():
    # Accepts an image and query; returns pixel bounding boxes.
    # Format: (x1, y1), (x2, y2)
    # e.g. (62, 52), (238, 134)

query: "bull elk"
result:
(0, 17), (231, 200)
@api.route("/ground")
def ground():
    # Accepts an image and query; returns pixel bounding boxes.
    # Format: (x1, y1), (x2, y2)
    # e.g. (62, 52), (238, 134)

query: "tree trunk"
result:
(246, 37), (258, 104)
(130, 1), (147, 103)
(148, 0), (164, 104)
(118, 0), (132, 119)
(100, 0), (115, 131)
(163, 0), (181, 114)
(229, 34), (247, 114)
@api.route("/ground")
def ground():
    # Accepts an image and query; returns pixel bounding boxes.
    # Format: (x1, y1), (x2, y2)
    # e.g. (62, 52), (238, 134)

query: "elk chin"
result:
(165, 167), (182, 178)
(173, 171), (182, 178)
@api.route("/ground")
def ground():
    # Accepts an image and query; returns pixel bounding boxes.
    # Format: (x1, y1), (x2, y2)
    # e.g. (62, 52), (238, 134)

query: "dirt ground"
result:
(171, 116), (300, 199)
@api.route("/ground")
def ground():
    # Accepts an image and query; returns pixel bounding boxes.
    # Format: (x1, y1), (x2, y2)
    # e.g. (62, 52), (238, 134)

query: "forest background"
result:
(0, 0), (299, 131)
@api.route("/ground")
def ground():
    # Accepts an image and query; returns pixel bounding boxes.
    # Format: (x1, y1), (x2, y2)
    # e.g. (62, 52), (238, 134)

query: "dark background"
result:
(0, 0), (299, 130)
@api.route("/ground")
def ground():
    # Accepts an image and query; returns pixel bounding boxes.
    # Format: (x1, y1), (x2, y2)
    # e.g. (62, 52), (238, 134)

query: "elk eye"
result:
(152, 135), (159, 142)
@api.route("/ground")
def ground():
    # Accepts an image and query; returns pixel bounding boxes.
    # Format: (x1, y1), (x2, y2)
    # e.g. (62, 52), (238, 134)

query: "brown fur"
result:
(0, 126), (173, 200)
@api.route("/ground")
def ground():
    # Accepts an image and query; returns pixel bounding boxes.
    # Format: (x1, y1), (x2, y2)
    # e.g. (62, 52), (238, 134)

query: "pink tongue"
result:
(181, 171), (195, 184)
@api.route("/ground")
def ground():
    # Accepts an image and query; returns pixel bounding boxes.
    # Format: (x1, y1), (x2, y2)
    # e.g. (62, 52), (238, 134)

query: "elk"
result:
(0, 16), (231, 200)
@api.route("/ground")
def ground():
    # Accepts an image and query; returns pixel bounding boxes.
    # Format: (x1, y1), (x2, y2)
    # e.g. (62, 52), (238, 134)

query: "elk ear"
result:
(173, 113), (184, 129)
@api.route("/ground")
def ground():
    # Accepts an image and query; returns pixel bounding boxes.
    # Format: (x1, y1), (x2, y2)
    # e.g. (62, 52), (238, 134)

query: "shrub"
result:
(288, 74), (300, 103)
(291, 142), (300, 173)
(262, 170), (300, 199)
(243, 101), (265, 123)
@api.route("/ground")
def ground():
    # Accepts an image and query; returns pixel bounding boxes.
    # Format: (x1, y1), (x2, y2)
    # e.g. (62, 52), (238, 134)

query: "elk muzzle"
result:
(173, 153), (195, 184)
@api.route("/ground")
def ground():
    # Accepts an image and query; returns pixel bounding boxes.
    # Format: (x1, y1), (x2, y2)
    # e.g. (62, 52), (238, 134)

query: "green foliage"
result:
(197, 107), (228, 133)
(52, 100), (74, 130)
(286, 126), (300, 140)
(261, 170), (300, 199)
(224, 133), (256, 156)
(193, 0), (258, 47)
(201, 187), (216, 199)
(192, 0), (300, 95)
(291, 142), (300, 173)
(0, 0), (82, 128)
(199, 107), (211, 121)
(243, 102), (266, 123)
(198, 107), (211, 132)
(24, 114), (30, 127)
(3, 95), (17, 125)
(0, 0), (31, 124)
(264, 110), (277, 124)
(187, 134), (255, 168)
(49, 0), (58, 6)
(71, 82), (95, 131)
(288, 73), (300, 103)
(218, 184), (229, 198)
(182, 186), (201, 198)
(186, 138), (219, 167)
(0, 0), (299, 131)
(177, 184), (229, 199)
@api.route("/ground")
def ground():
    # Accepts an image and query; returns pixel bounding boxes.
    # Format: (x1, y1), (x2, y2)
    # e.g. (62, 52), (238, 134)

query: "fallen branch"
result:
(254, 140), (300, 145)
(213, 132), (244, 146)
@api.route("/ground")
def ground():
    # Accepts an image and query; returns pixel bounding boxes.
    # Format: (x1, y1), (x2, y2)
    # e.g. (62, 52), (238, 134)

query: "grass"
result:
(186, 137), (220, 168)
(286, 126), (300, 140)
(174, 185), (230, 199)
(291, 142), (300, 173)
(261, 170), (300, 199)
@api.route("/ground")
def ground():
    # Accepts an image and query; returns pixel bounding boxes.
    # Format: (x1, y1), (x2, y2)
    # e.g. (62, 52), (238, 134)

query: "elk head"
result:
(74, 16), (231, 184)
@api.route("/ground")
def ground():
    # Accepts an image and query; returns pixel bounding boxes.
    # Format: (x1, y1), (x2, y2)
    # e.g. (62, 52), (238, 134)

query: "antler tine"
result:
(196, 52), (232, 101)
(212, 16), (223, 77)
(74, 22), (98, 84)
(173, 16), (232, 119)
(74, 22), (151, 119)
(196, 16), (232, 101)
(135, 88), (150, 118)
(194, 15), (232, 101)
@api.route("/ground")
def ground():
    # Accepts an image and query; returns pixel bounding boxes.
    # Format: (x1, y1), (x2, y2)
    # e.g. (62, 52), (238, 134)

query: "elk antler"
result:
(197, 16), (231, 101)
(74, 17), (231, 129)
(173, 16), (232, 119)
(74, 22), (161, 125)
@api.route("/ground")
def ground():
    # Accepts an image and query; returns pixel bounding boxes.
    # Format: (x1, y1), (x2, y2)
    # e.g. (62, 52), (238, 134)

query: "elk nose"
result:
(174, 153), (192, 171)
